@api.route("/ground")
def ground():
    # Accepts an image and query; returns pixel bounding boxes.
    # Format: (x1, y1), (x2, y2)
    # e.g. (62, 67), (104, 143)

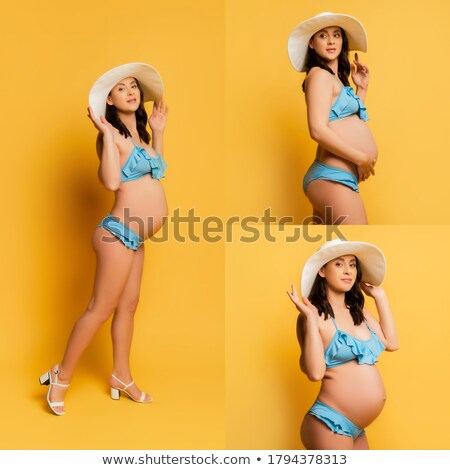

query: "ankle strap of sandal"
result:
(111, 374), (134, 390)
(52, 368), (70, 388)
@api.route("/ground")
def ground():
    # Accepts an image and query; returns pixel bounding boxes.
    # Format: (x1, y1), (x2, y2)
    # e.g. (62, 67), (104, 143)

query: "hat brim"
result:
(88, 62), (164, 118)
(288, 12), (368, 72)
(301, 241), (385, 298)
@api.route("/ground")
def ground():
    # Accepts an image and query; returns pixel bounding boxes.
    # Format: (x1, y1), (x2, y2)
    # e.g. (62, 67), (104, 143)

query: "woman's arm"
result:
(305, 68), (376, 180)
(288, 285), (326, 381)
(88, 107), (121, 191)
(362, 283), (399, 351)
(149, 101), (168, 156)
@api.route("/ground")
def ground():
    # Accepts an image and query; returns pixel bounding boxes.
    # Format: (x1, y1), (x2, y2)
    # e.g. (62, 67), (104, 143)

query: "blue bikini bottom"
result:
(97, 214), (144, 251)
(307, 400), (365, 440)
(303, 160), (359, 193)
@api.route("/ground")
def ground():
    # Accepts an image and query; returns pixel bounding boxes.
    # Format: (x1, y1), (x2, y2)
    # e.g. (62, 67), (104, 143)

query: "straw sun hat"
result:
(301, 239), (385, 298)
(288, 12), (368, 72)
(88, 62), (164, 117)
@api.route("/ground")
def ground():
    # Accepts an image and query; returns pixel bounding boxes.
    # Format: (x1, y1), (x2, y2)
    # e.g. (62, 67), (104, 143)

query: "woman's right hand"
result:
(357, 154), (377, 181)
(87, 106), (114, 137)
(287, 285), (319, 324)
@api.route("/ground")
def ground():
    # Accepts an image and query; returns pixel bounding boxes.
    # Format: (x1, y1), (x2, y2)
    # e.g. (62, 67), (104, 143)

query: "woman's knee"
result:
(87, 300), (119, 323)
(116, 295), (140, 315)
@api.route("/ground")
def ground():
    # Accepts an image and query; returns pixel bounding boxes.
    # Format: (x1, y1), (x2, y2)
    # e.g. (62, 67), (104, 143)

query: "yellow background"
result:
(226, 225), (450, 449)
(226, 0), (450, 223)
(1, 0), (450, 452)
(0, 0), (225, 449)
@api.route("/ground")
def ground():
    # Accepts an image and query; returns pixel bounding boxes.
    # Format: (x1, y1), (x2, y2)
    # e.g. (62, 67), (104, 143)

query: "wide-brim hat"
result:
(301, 239), (385, 298)
(288, 12), (368, 72)
(88, 62), (164, 117)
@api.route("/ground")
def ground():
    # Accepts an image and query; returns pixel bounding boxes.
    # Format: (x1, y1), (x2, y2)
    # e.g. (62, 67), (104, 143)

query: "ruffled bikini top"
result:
(121, 137), (168, 183)
(329, 86), (369, 122)
(324, 316), (385, 369)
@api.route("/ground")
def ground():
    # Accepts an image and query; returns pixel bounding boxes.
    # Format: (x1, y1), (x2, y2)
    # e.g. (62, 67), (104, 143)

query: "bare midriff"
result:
(109, 176), (168, 240)
(316, 115), (378, 178)
(318, 361), (386, 428)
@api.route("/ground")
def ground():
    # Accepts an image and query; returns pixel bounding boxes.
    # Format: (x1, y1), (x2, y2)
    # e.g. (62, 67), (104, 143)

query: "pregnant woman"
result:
(39, 63), (169, 415)
(288, 239), (399, 449)
(288, 13), (377, 224)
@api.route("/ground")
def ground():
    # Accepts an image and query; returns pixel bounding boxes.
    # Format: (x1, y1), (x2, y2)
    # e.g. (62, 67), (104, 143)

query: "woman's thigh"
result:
(306, 180), (368, 225)
(87, 227), (136, 315)
(116, 243), (145, 312)
(301, 414), (355, 450)
(353, 433), (369, 449)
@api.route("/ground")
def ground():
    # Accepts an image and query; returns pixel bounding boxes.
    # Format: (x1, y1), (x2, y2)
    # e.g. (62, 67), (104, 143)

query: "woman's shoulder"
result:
(296, 310), (329, 340)
(305, 67), (335, 91)
(95, 128), (126, 159)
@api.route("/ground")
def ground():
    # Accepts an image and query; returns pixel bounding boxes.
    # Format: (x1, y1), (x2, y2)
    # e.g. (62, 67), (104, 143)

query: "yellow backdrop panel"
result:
(226, 225), (450, 449)
(0, 0), (225, 450)
(225, 0), (450, 223)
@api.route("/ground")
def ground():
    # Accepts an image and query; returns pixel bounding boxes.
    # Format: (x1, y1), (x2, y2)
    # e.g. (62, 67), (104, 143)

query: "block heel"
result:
(111, 387), (120, 400)
(39, 371), (50, 386)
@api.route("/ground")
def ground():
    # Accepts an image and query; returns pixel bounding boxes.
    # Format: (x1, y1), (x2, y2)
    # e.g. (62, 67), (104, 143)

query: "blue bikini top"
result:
(324, 316), (385, 369)
(329, 86), (369, 122)
(121, 137), (168, 183)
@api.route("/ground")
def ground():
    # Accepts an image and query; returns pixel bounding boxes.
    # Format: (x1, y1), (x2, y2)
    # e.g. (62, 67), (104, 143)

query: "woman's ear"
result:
(318, 267), (325, 278)
(106, 94), (113, 105)
(309, 39), (314, 50)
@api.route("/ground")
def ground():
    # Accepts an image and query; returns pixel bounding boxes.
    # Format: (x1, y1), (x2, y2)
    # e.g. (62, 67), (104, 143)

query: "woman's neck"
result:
(117, 111), (138, 134)
(327, 289), (347, 311)
(328, 59), (338, 76)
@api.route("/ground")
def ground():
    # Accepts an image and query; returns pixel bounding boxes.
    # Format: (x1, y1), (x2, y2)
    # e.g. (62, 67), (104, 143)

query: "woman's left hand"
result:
(351, 53), (370, 90)
(360, 281), (385, 299)
(148, 100), (168, 133)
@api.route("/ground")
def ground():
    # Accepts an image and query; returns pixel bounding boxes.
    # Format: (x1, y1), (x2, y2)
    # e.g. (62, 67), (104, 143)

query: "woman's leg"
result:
(48, 227), (136, 413)
(354, 434), (369, 450)
(301, 414), (355, 450)
(306, 180), (368, 225)
(109, 243), (152, 401)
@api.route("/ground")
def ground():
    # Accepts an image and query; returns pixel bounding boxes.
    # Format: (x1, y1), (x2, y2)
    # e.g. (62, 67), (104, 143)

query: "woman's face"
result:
(319, 254), (357, 293)
(106, 77), (141, 112)
(309, 26), (343, 62)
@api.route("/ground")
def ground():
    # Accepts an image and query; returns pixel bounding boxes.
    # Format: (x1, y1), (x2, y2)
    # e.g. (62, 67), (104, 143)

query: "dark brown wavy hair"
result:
(308, 256), (365, 325)
(105, 78), (151, 144)
(302, 28), (351, 92)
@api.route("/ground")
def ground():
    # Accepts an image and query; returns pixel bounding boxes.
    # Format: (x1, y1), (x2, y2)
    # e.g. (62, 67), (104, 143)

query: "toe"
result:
(144, 393), (154, 403)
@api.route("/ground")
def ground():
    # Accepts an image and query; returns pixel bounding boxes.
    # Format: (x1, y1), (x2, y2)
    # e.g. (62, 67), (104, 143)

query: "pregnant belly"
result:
(318, 361), (386, 428)
(317, 115), (378, 176)
(111, 176), (168, 239)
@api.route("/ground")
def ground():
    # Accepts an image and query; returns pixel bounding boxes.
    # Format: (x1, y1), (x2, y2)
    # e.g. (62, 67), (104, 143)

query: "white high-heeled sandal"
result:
(39, 366), (70, 416)
(110, 374), (153, 403)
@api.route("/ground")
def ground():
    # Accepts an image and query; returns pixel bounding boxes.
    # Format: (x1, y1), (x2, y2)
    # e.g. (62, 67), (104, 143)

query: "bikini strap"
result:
(363, 319), (374, 333)
(330, 316), (339, 331)
(129, 136), (136, 146)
